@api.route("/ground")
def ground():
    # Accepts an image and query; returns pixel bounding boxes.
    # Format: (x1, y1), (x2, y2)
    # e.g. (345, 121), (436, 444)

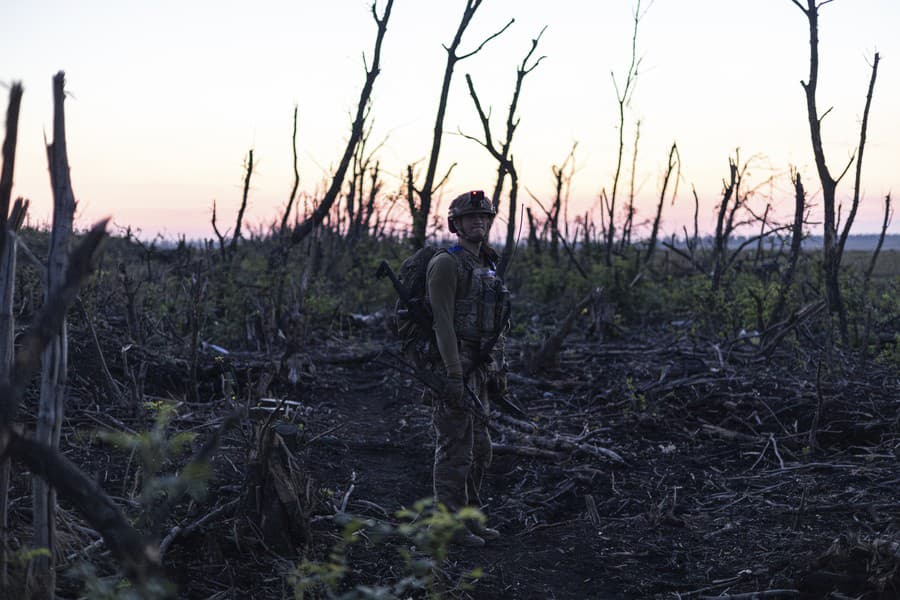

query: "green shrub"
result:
(288, 499), (484, 600)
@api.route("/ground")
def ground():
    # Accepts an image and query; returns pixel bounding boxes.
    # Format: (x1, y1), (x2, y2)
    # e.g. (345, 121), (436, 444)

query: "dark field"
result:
(3, 230), (898, 600)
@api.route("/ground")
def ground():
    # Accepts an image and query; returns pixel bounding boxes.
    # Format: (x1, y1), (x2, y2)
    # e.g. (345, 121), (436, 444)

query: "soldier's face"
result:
(457, 213), (491, 242)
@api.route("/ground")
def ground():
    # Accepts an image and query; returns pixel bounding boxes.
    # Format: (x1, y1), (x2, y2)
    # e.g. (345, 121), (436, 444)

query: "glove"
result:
(441, 375), (465, 409)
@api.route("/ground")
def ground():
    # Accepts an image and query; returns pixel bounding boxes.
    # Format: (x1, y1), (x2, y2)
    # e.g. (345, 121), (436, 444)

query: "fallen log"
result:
(496, 425), (625, 464)
(6, 431), (163, 585)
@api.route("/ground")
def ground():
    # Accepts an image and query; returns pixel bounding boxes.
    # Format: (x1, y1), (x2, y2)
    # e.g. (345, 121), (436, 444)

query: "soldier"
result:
(427, 190), (509, 547)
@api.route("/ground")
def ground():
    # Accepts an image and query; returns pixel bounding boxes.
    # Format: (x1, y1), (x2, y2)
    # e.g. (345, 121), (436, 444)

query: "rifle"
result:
(409, 364), (526, 423)
(377, 349), (491, 422)
(376, 259), (433, 332)
(458, 294), (524, 420)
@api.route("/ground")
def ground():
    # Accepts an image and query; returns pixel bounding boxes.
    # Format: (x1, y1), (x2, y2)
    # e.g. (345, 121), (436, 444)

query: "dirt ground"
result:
(9, 315), (900, 599)
(287, 329), (900, 600)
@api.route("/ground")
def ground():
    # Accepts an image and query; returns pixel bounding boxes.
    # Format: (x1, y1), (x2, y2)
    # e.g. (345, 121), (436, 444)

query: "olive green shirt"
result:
(426, 251), (463, 378)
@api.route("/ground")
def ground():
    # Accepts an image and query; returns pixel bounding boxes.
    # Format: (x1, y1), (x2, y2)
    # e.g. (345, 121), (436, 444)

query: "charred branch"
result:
(290, 0), (393, 248)
(461, 26), (545, 275)
(0, 82), (23, 248)
(227, 149), (254, 258)
(281, 106), (301, 235)
(837, 52), (880, 259)
(645, 142), (679, 264)
(409, 0), (512, 248)
(771, 169), (808, 325)
(6, 431), (164, 586)
(606, 0), (647, 266)
(863, 194), (892, 288)
(793, 0), (878, 344)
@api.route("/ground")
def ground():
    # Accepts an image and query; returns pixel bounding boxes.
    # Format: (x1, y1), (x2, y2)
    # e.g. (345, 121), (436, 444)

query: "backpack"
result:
(393, 246), (442, 353)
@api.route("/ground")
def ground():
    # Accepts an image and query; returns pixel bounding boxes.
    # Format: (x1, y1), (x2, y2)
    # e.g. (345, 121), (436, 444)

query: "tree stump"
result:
(241, 420), (310, 555)
(527, 288), (603, 374)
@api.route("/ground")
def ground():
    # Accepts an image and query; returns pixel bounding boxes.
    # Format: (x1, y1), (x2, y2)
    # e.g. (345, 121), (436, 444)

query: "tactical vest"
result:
(443, 245), (510, 346)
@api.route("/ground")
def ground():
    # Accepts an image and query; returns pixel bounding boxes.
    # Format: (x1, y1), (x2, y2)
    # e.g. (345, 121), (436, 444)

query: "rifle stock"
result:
(376, 259), (432, 331)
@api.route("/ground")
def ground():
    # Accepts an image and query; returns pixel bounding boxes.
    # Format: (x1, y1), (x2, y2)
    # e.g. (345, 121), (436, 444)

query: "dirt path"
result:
(301, 358), (631, 599)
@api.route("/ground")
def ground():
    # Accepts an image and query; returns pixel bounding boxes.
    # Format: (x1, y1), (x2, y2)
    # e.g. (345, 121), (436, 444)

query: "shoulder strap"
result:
(482, 245), (499, 271)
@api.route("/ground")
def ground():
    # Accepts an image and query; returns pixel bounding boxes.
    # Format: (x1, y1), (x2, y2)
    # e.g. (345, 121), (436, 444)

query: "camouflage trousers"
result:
(431, 369), (492, 512)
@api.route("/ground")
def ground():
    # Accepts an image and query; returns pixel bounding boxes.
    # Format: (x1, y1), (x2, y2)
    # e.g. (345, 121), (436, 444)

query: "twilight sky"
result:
(2, 0), (898, 240)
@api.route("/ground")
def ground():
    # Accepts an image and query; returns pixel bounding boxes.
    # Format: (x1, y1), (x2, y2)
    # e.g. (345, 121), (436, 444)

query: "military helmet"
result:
(448, 190), (495, 233)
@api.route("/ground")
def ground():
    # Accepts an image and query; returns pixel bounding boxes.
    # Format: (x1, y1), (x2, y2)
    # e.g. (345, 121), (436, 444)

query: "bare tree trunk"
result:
(291, 0), (393, 248)
(771, 169), (807, 325)
(210, 199), (228, 259)
(0, 226), (13, 584)
(605, 0), (645, 266)
(0, 81), (24, 591)
(671, 188), (702, 266)
(550, 165), (562, 263)
(620, 119), (641, 253)
(270, 107), (304, 334)
(755, 203), (771, 264)
(30, 71), (76, 600)
(644, 142), (679, 264)
(0, 84), (23, 239)
(711, 157), (739, 292)
(546, 143), (577, 264)
(347, 118), (382, 244)
(688, 186), (700, 257)
(837, 52), (880, 262)
(409, 1), (512, 248)
(525, 207), (540, 255)
(280, 106), (301, 235)
(859, 193), (892, 364)
(863, 194), (892, 289)
(0, 199), (26, 431)
(346, 119), (376, 241)
(462, 29), (544, 277)
(791, 0), (880, 345)
(346, 156), (360, 238)
(228, 148), (254, 258)
(362, 161), (381, 237)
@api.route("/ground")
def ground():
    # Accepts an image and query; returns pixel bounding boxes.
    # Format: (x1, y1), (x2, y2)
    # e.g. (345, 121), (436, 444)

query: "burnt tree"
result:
(289, 0), (393, 248)
(0, 80), (23, 590)
(461, 27), (546, 277)
(30, 72), (78, 599)
(407, 0), (512, 249)
(604, 0), (646, 266)
(791, 0), (881, 345)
